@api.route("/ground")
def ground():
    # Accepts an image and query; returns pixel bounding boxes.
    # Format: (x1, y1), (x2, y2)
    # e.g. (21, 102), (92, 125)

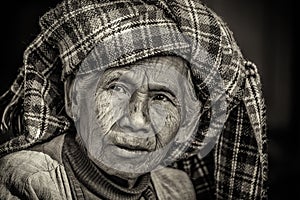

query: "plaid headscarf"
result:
(0, 0), (268, 199)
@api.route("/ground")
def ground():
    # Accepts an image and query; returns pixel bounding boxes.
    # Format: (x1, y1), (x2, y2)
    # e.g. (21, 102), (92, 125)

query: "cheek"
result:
(95, 90), (127, 131)
(149, 103), (180, 146)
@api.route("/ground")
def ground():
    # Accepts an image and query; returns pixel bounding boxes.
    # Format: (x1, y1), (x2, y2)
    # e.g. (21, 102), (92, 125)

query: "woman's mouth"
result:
(108, 143), (150, 158)
(115, 143), (150, 152)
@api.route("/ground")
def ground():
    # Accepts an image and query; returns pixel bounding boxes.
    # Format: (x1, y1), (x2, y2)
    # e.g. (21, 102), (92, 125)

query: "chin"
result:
(92, 149), (164, 175)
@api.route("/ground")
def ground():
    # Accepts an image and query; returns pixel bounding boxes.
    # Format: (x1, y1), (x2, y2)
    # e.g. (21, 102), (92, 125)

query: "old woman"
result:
(0, 0), (268, 199)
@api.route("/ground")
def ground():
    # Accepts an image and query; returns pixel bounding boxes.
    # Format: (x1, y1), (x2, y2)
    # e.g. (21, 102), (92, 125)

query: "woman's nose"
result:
(117, 91), (150, 134)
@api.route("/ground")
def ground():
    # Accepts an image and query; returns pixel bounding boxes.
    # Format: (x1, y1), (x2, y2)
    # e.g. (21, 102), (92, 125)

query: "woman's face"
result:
(73, 56), (201, 178)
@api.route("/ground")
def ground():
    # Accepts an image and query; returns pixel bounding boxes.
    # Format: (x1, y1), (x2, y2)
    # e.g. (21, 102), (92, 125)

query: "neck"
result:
(109, 173), (138, 189)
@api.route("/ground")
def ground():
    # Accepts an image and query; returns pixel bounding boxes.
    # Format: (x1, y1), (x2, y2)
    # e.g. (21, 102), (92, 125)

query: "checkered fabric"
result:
(0, 0), (268, 199)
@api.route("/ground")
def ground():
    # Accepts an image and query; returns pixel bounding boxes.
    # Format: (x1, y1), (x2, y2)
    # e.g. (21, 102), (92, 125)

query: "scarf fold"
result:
(0, 0), (268, 199)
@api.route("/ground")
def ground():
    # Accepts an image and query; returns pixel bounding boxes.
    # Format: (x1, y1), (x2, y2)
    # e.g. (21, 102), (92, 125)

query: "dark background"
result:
(0, 0), (298, 199)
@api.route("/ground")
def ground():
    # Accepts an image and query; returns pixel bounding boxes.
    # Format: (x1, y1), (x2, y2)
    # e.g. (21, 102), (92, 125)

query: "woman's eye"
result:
(108, 84), (127, 94)
(153, 94), (171, 102)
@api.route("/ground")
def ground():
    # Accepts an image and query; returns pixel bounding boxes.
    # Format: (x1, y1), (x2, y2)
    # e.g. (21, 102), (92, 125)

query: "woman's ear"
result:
(175, 71), (202, 143)
(175, 104), (201, 143)
(64, 77), (79, 120)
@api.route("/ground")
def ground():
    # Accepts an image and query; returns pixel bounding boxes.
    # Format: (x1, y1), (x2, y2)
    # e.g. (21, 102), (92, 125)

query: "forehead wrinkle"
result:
(138, 69), (181, 98)
(126, 57), (189, 95)
(100, 56), (190, 94)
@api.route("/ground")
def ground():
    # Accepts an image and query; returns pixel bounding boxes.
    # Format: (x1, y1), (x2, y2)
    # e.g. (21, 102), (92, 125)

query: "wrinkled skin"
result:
(71, 56), (201, 182)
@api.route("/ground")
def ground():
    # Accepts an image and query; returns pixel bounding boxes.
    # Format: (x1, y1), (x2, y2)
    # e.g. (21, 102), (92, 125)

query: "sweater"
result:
(0, 133), (196, 200)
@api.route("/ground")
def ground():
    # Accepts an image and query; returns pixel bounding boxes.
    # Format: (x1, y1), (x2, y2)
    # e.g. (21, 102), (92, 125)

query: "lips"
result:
(106, 131), (156, 153)
(114, 143), (150, 152)
(105, 143), (149, 159)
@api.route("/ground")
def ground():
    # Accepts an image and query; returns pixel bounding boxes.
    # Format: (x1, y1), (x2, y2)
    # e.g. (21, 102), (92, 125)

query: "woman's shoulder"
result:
(151, 167), (196, 200)
(0, 134), (67, 184)
(0, 149), (61, 175)
(0, 135), (71, 199)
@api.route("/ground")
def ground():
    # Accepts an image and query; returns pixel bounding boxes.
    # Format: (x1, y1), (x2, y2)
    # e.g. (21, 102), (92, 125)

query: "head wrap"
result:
(0, 0), (268, 199)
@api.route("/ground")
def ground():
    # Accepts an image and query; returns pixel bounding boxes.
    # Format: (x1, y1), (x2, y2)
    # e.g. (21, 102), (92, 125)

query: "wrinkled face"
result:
(72, 56), (201, 177)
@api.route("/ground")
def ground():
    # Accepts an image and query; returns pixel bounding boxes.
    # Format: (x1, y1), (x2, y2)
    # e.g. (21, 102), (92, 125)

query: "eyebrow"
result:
(147, 84), (177, 99)
(100, 68), (179, 99)
(101, 68), (132, 87)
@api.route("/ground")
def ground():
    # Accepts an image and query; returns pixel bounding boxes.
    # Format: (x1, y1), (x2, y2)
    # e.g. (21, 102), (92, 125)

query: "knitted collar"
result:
(62, 133), (154, 200)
